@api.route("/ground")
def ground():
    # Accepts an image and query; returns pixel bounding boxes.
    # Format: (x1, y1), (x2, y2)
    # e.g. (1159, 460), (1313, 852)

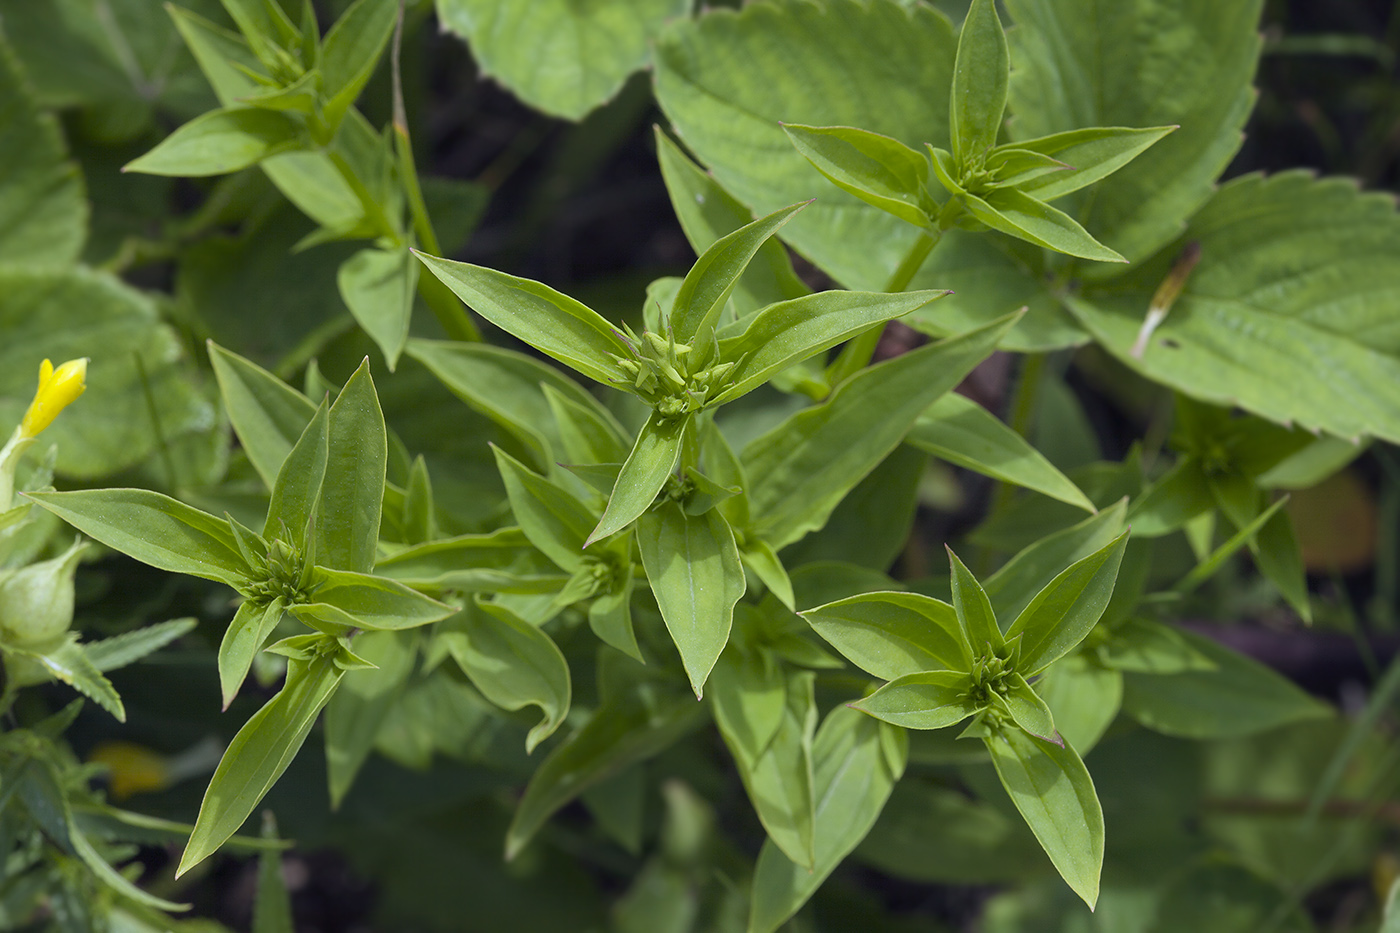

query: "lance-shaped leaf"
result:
(711, 288), (950, 405)
(669, 202), (807, 344)
(947, 546), (1003, 655)
(589, 412), (689, 545)
(338, 246), (418, 371)
(17, 639), (126, 722)
(708, 650), (787, 769)
(998, 672), (1058, 741)
(802, 591), (968, 681)
(638, 500), (747, 697)
(505, 669), (706, 859)
(1096, 618), (1216, 675)
(741, 538), (794, 610)
(493, 445), (594, 573)
(374, 528), (565, 594)
(542, 384), (629, 466)
(27, 489), (249, 587)
(967, 184), (1126, 264)
(407, 338), (608, 473)
(264, 402), (329, 541)
(1011, 126), (1176, 202)
(316, 360), (386, 574)
(983, 500), (1128, 624)
(124, 107), (304, 176)
(445, 602), (571, 754)
(324, 629), (417, 807)
(1121, 628), (1330, 738)
(984, 725), (1103, 909)
(1128, 458), (1213, 537)
(852, 670), (982, 731)
(413, 252), (633, 386)
(291, 567), (455, 632)
(1035, 654), (1121, 754)
(744, 313), (1017, 549)
(908, 393), (1094, 511)
(783, 123), (933, 228)
(749, 707), (907, 933)
(727, 670), (818, 869)
(218, 598), (285, 710)
(208, 342), (317, 489)
(949, 0), (1009, 165)
(85, 618), (199, 672)
(179, 647), (346, 876)
(655, 128), (811, 316)
(588, 560), (640, 660)
(1005, 531), (1130, 675)
(320, 0), (397, 128)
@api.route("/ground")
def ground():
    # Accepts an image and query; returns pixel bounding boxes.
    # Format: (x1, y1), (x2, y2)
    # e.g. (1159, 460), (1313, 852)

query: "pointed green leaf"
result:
(712, 288), (950, 405)
(782, 123), (932, 228)
(744, 313), (1016, 549)
(983, 500), (1128, 624)
(542, 384), (629, 466)
(708, 650), (787, 768)
(908, 393), (1095, 511)
(413, 253), (633, 387)
(446, 602), (571, 754)
(1253, 504), (1311, 623)
(27, 489), (249, 587)
(179, 647), (345, 875)
(324, 629), (417, 807)
(338, 247), (418, 371)
(24, 639), (126, 722)
(264, 402), (329, 541)
(984, 725), (1102, 909)
(801, 591), (968, 680)
(1096, 618), (1217, 675)
(589, 412), (688, 544)
(1006, 531), (1129, 674)
(493, 445), (593, 573)
(970, 186), (1126, 263)
(124, 107), (304, 176)
(637, 501), (746, 697)
(374, 527), (564, 594)
(1128, 458), (1213, 537)
(947, 546), (1003, 655)
(320, 0), (396, 128)
(999, 672), (1057, 741)
(748, 707), (906, 933)
(84, 618), (199, 672)
(670, 202), (807, 344)
(1011, 125), (1176, 201)
(1121, 628), (1331, 738)
(208, 342), (317, 489)
(588, 560), (640, 661)
(292, 566), (454, 632)
(734, 670), (818, 869)
(218, 598), (285, 710)
(852, 670), (981, 731)
(316, 360), (386, 574)
(982, 147), (1072, 188)
(949, 0), (1008, 165)
(741, 539), (794, 610)
(655, 128), (811, 317)
(1035, 653), (1121, 754)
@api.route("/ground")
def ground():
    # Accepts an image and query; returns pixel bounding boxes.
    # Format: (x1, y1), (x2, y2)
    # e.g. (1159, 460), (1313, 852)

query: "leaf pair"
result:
(782, 0), (1171, 264)
(803, 533), (1130, 908)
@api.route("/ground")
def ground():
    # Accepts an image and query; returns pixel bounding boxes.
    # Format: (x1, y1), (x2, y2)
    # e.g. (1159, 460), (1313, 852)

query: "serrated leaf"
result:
(983, 725), (1102, 909)
(1068, 171), (1400, 443)
(654, 0), (957, 291)
(28, 639), (125, 722)
(124, 107), (304, 176)
(437, 0), (690, 120)
(1005, 0), (1263, 268)
(909, 392), (1095, 511)
(446, 602), (571, 754)
(84, 618), (198, 672)
(637, 501), (746, 697)
(802, 591), (967, 680)
(27, 489), (249, 587)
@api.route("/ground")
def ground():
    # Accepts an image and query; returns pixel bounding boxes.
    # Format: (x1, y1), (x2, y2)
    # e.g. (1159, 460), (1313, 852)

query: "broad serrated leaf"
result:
(983, 725), (1102, 909)
(27, 489), (248, 586)
(1070, 172), (1400, 444)
(437, 0), (690, 120)
(637, 501), (746, 697)
(654, 0), (957, 291)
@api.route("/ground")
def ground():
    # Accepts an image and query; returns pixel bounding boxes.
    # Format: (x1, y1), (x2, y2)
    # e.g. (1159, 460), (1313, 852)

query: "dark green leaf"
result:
(320, 0), (396, 128)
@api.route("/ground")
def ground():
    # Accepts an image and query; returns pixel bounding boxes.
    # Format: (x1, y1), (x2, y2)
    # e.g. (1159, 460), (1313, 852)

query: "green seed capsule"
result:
(0, 539), (86, 652)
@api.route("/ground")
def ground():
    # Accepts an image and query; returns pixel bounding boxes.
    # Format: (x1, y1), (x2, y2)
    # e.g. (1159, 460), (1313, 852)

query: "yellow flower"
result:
(19, 358), (87, 439)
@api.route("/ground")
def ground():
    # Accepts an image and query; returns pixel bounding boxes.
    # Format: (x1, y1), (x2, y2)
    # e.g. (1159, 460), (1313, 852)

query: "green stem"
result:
(977, 352), (1046, 573)
(825, 230), (941, 388)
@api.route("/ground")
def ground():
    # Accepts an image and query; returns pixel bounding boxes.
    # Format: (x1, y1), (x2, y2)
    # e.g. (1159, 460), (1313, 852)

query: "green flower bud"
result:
(0, 539), (86, 651)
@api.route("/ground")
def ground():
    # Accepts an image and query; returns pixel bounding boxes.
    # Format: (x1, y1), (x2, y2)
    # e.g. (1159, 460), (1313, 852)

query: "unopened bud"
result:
(0, 539), (86, 651)
(20, 359), (87, 440)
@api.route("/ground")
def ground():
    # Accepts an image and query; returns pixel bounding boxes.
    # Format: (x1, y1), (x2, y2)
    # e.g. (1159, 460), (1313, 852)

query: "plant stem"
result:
(978, 352), (1046, 572)
(825, 230), (941, 389)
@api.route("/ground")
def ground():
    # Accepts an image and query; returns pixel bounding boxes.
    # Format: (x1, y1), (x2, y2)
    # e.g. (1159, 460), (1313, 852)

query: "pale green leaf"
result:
(983, 500), (1127, 623)
(208, 342), (317, 489)
(590, 412), (687, 544)
(84, 617), (198, 672)
(264, 401), (328, 541)
(324, 629), (417, 807)
(316, 360), (386, 574)
(781, 123), (932, 228)
(218, 598), (285, 710)
(949, 0), (1008, 165)
(801, 591), (967, 680)
(492, 445), (593, 573)
(124, 106), (304, 176)
(852, 670), (981, 731)
(971, 186), (1125, 263)
(338, 247), (417, 371)
(947, 546), (1003, 655)
(294, 566), (454, 632)
(1035, 653), (1121, 754)
(1012, 125), (1176, 202)
(1005, 531), (1129, 674)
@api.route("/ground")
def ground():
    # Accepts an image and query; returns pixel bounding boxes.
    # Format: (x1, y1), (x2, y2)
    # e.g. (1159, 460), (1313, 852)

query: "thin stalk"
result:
(390, 0), (479, 342)
(977, 352), (1046, 573)
(825, 230), (941, 388)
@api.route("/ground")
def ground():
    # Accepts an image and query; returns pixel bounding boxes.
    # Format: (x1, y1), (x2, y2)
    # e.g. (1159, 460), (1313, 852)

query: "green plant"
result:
(2, 0), (1398, 930)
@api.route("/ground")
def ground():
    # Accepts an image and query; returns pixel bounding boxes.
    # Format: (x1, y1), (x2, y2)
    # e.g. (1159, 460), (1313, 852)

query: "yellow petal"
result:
(19, 357), (87, 439)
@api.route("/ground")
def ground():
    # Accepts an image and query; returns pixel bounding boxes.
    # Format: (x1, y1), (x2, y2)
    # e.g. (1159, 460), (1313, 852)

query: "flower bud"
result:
(20, 358), (87, 440)
(0, 539), (86, 651)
